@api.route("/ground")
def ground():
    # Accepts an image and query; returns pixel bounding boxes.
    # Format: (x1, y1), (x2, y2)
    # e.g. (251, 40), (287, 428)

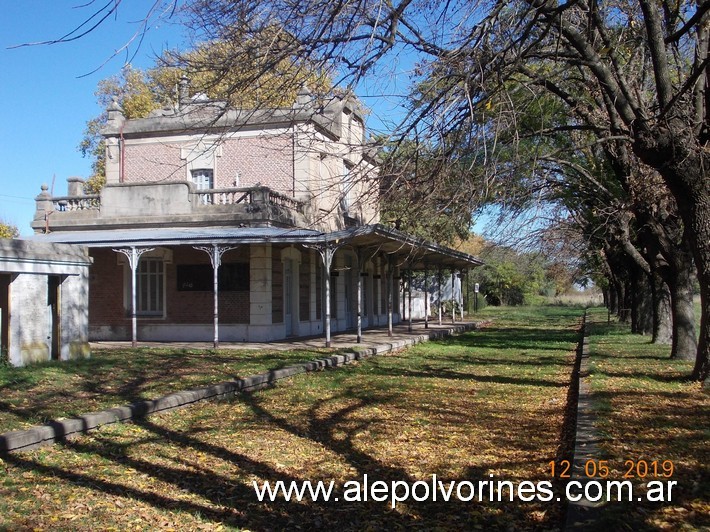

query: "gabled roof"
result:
(32, 224), (482, 270)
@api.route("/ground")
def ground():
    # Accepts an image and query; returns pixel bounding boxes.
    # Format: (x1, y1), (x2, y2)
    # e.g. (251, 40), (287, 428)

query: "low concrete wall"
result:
(102, 182), (193, 217)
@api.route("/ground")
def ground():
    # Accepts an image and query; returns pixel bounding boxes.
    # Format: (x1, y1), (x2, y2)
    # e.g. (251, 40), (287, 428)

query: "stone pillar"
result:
(249, 244), (273, 341)
(105, 137), (121, 184)
(34, 184), (53, 225)
(67, 177), (85, 197)
(60, 273), (90, 361)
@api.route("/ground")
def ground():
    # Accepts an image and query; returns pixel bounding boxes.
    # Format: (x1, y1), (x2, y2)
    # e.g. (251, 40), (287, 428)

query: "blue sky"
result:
(0, 1), (186, 235)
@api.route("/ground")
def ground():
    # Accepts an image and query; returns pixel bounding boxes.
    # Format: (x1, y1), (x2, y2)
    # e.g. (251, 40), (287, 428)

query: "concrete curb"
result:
(564, 311), (606, 530)
(0, 322), (478, 454)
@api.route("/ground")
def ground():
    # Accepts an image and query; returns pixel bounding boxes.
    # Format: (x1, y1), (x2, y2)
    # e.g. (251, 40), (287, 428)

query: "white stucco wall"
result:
(1, 239), (92, 366)
(60, 271), (90, 360)
(8, 274), (50, 366)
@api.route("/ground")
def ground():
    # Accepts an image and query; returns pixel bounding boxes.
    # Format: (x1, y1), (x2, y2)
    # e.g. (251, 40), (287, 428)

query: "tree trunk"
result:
(634, 124), (708, 382)
(683, 187), (710, 384)
(608, 284), (618, 314)
(619, 279), (631, 323)
(616, 281), (627, 322)
(694, 281), (709, 385)
(666, 261), (698, 361)
(631, 265), (653, 335)
(652, 272), (672, 345)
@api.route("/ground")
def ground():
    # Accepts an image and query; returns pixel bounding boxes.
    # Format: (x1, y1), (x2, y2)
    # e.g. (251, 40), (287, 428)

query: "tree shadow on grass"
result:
(359, 362), (569, 388)
(591, 368), (695, 383)
(0, 346), (339, 432)
(2, 357), (574, 531)
(589, 352), (672, 362)
(438, 327), (579, 352)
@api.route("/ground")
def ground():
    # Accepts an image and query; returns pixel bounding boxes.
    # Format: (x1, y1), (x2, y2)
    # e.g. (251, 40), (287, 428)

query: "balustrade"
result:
(52, 195), (100, 212)
(194, 187), (304, 213)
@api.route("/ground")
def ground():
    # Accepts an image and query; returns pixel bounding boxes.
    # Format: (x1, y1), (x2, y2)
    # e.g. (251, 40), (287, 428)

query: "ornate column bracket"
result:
(113, 247), (155, 348)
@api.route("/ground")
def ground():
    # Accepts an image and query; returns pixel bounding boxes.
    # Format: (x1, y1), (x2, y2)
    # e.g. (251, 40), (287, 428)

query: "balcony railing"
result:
(195, 188), (252, 206)
(52, 195), (101, 212)
(39, 186), (305, 214)
(266, 190), (305, 213)
(195, 187), (305, 213)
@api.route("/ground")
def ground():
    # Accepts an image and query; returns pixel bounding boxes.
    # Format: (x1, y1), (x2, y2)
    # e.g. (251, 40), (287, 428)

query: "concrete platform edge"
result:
(564, 311), (606, 530)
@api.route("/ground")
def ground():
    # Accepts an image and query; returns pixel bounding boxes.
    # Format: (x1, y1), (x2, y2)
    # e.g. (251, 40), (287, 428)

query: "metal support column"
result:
(424, 266), (429, 329)
(113, 246), (154, 348)
(437, 266), (443, 326)
(458, 271), (464, 321)
(408, 268), (413, 333)
(304, 241), (341, 348)
(193, 244), (238, 348)
(451, 270), (456, 324)
(387, 256), (394, 337)
(356, 250), (363, 344)
(464, 269), (470, 320)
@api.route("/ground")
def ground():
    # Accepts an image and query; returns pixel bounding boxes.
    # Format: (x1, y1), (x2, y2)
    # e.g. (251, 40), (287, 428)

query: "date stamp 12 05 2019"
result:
(549, 459), (675, 479)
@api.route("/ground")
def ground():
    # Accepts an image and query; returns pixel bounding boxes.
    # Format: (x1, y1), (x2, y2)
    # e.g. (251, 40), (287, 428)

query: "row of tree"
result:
(361, 0), (708, 383)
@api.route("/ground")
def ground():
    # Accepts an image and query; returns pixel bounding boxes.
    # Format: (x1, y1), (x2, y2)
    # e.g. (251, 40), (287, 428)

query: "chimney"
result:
(67, 177), (85, 196)
(294, 85), (312, 109)
(179, 75), (191, 105)
(107, 97), (124, 123)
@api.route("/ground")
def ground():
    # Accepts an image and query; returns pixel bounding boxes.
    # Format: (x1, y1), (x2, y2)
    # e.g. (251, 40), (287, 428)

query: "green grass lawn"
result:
(0, 346), (337, 432)
(584, 308), (709, 531)
(0, 306), (706, 530)
(0, 306), (582, 530)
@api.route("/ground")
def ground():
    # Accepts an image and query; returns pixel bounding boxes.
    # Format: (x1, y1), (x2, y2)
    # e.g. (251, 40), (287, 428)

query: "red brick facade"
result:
(219, 134), (293, 192)
(89, 247), (250, 330)
(122, 134), (294, 194)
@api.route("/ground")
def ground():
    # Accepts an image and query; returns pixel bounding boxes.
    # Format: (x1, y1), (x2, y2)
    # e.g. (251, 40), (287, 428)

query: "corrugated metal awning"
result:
(31, 224), (482, 270)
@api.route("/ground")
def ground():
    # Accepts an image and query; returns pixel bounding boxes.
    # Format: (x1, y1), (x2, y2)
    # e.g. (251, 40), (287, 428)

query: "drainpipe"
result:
(424, 266), (429, 329)
(408, 268), (413, 333)
(119, 121), (125, 183)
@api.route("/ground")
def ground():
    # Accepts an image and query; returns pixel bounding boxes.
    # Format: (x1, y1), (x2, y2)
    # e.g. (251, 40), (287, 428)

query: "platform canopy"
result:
(34, 224), (483, 270)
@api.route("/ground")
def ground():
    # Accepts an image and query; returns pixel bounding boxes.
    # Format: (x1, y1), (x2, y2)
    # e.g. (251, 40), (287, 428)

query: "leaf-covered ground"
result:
(0, 306), (581, 530)
(0, 346), (335, 432)
(585, 308), (709, 531)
